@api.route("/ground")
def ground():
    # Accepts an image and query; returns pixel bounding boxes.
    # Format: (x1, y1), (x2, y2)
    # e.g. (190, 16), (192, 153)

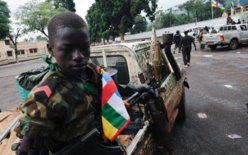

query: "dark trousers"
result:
(174, 43), (181, 52)
(182, 48), (191, 65)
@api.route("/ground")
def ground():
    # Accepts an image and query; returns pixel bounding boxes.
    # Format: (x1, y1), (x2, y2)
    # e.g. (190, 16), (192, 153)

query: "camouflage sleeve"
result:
(14, 77), (67, 139)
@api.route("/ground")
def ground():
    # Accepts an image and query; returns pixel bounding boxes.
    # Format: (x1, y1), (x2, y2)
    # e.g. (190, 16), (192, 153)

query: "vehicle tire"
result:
(209, 45), (217, 50)
(229, 39), (238, 50)
(177, 87), (186, 120)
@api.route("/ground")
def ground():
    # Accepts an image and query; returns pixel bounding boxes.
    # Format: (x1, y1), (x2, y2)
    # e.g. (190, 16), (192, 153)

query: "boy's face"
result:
(49, 27), (90, 76)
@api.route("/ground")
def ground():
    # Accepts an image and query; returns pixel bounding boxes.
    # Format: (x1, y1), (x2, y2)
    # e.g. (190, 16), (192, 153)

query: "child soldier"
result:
(14, 12), (102, 154)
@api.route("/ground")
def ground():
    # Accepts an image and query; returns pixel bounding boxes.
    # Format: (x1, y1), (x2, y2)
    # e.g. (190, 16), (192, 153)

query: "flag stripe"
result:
(102, 116), (118, 138)
(101, 70), (130, 141)
(103, 72), (112, 83)
(107, 92), (130, 119)
(102, 79), (117, 107)
(211, 0), (225, 9)
(102, 103), (128, 129)
(110, 118), (130, 141)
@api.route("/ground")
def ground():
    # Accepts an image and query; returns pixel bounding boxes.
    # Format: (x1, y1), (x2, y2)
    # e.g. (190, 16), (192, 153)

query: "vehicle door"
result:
(137, 47), (183, 123)
(239, 25), (248, 41)
(225, 26), (239, 42)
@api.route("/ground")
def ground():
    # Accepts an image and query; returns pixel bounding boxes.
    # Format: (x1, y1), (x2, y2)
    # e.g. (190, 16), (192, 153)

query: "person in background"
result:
(227, 15), (232, 25)
(236, 19), (241, 24)
(198, 29), (205, 49)
(180, 30), (197, 68)
(173, 30), (181, 54)
(211, 28), (217, 33)
(204, 26), (209, 33)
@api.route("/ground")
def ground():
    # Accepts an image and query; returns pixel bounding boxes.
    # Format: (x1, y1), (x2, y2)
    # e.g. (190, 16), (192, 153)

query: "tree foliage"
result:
(36, 35), (48, 41)
(16, 0), (67, 38)
(0, 0), (10, 39)
(178, 0), (226, 22)
(130, 15), (148, 34)
(86, 0), (158, 42)
(151, 0), (227, 30)
(46, 0), (76, 12)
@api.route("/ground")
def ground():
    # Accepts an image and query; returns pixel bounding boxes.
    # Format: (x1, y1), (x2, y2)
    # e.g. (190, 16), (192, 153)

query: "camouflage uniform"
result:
(14, 63), (101, 152)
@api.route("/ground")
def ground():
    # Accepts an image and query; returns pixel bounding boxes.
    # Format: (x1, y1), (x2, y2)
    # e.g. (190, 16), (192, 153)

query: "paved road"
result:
(171, 45), (248, 155)
(0, 45), (247, 154)
(0, 59), (47, 110)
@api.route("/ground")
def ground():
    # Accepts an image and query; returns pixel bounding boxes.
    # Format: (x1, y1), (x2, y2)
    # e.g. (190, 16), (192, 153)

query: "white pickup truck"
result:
(201, 24), (248, 50)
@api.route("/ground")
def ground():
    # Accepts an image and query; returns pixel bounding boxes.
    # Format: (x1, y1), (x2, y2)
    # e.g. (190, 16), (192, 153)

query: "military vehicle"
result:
(76, 32), (189, 155)
(0, 31), (188, 155)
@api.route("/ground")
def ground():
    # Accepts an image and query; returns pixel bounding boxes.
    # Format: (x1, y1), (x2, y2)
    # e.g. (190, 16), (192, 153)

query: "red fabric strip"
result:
(101, 80), (117, 107)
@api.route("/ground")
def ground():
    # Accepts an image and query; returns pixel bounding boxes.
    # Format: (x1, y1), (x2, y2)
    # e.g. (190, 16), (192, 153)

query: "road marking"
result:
(197, 113), (207, 118)
(224, 85), (233, 88)
(236, 52), (240, 54)
(227, 134), (242, 139)
(203, 55), (213, 57)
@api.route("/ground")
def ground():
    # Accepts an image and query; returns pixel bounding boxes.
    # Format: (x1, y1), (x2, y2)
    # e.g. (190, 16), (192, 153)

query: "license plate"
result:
(208, 42), (214, 45)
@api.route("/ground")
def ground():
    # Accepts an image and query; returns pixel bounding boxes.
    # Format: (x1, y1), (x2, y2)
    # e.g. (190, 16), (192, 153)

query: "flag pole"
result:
(211, 0), (214, 20)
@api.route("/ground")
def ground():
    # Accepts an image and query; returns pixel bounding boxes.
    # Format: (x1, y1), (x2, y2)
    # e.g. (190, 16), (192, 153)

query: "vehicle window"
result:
(240, 25), (247, 31)
(136, 47), (152, 80)
(136, 47), (171, 80)
(219, 27), (223, 31)
(223, 26), (228, 31)
(90, 56), (129, 85)
(228, 26), (232, 30)
(232, 26), (237, 30)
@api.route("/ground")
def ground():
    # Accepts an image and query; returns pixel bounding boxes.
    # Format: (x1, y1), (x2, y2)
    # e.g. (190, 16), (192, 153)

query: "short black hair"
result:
(47, 11), (88, 44)
(184, 30), (188, 35)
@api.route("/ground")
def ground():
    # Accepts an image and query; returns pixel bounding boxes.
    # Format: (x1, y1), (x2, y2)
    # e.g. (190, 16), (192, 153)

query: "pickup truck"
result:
(88, 36), (188, 154)
(201, 24), (248, 50)
(0, 33), (188, 155)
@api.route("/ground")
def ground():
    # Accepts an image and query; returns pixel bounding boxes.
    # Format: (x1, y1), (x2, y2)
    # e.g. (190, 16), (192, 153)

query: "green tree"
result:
(130, 15), (148, 34)
(7, 25), (22, 62)
(86, 3), (102, 43)
(86, 0), (157, 42)
(178, 0), (226, 23)
(46, 0), (76, 12)
(0, 0), (10, 39)
(178, 0), (194, 22)
(16, 0), (67, 38)
(36, 35), (48, 41)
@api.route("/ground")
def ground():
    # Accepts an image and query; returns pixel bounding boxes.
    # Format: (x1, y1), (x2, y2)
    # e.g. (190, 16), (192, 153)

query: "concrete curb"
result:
(0, 56), (42, 67)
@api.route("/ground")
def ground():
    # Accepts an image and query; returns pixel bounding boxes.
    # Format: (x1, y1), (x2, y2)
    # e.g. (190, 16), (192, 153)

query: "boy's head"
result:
(47, 12), (90, 76)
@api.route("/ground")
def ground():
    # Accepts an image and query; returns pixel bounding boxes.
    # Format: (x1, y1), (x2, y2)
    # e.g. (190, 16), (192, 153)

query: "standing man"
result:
(173, 30), (181, 54)
(180, 30), (197, 67)
(227, 15), (232, 25)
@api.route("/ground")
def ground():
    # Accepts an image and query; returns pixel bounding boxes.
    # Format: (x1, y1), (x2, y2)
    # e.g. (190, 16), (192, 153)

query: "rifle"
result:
(126, 80), (175, 155)
(53, 120), (102, 155)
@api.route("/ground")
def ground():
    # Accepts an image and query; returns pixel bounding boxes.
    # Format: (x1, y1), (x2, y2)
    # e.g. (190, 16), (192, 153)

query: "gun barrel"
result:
(0, 117), (19, 142)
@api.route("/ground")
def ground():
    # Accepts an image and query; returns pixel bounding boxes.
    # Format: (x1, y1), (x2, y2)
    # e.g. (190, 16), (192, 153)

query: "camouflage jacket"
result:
(14, 63), (102, 145)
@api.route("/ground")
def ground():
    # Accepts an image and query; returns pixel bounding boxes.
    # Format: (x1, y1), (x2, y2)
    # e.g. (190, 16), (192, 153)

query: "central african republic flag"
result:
(101, 70), (130, 141)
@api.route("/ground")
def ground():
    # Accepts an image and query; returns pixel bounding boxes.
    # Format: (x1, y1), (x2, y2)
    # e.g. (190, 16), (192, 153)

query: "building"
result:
(0, 38), (47, 64)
